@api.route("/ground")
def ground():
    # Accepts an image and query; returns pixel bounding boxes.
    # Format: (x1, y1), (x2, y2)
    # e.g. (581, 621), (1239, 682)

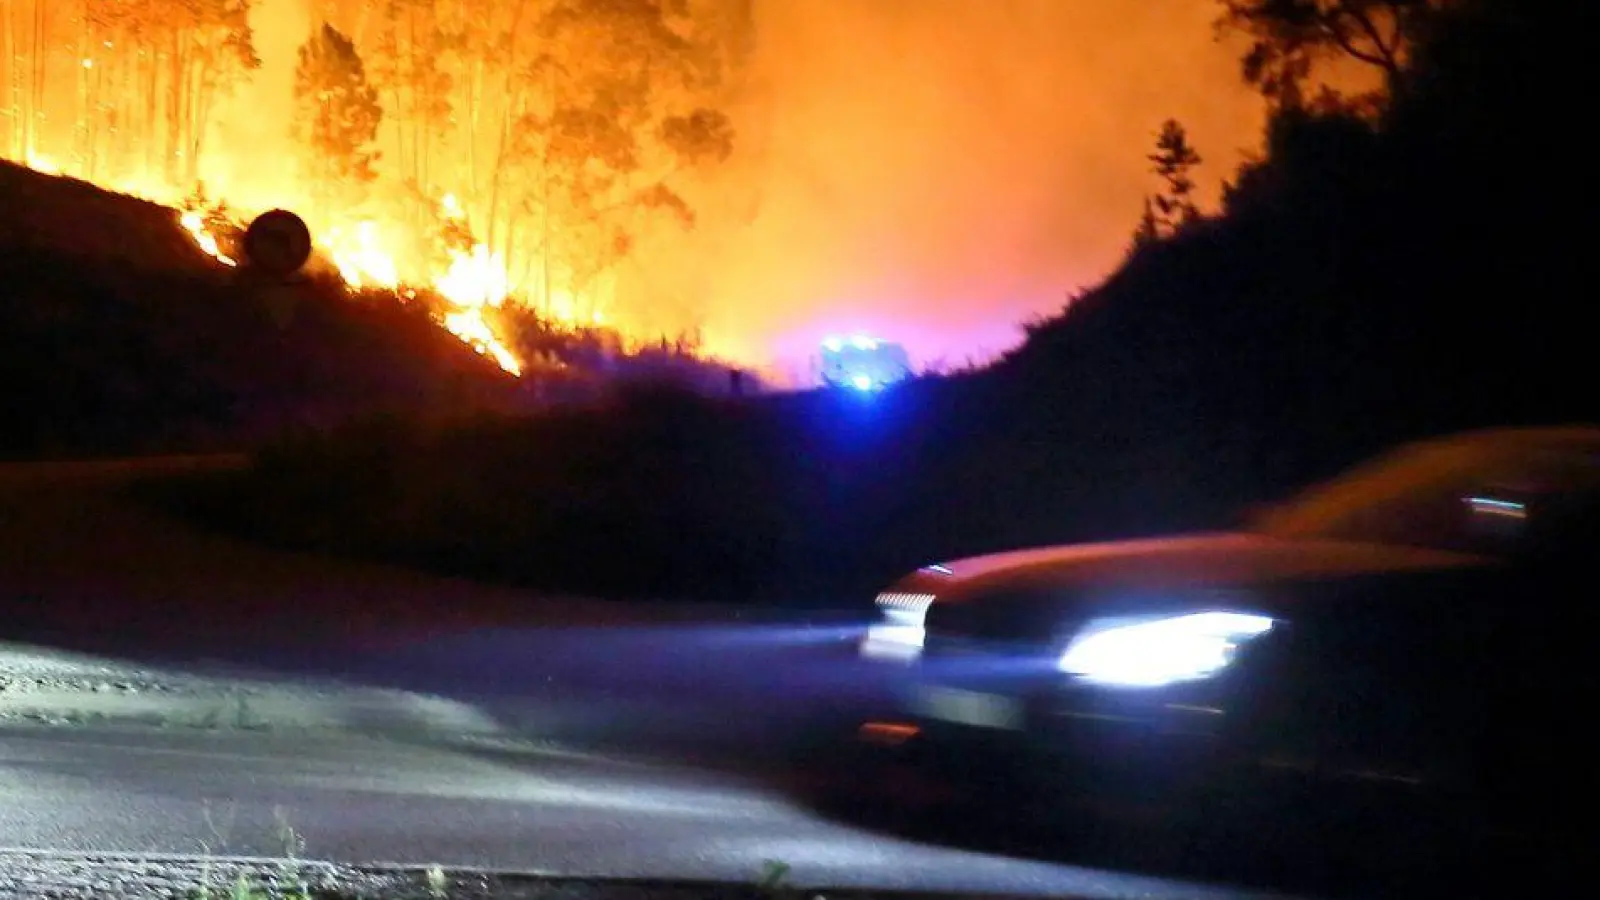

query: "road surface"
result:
(0, 724), (1289, 898)
(0, 459), (1293, 898)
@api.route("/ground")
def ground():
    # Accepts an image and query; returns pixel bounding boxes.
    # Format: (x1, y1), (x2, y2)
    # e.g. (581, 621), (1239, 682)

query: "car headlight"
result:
(861, 592), (935, 661)
(1057, 611), (1274, 687)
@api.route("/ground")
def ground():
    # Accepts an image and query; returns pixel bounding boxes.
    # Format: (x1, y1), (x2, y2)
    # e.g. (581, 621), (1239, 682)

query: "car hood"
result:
(905, 531), (1495, 600)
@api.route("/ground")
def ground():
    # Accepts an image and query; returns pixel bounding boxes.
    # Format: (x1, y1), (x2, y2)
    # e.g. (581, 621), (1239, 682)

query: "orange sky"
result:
(660, 0), (1266, 378)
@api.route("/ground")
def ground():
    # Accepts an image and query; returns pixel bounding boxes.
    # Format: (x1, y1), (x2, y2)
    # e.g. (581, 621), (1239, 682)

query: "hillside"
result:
(0, 161), (523, 458)
(0, 162), (213, 272)
(999, 0), (1588, 493)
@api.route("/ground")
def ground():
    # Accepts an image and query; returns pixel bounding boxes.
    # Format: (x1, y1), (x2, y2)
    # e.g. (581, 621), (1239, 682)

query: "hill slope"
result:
(0, 161), (521, 458)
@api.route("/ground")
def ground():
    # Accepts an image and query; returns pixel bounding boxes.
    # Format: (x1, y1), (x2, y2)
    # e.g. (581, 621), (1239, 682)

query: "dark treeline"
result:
(985, 0), (1587, 517)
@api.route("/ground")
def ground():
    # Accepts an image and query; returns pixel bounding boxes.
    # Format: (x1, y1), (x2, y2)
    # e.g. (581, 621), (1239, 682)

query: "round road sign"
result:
(242, 209), (313, 278)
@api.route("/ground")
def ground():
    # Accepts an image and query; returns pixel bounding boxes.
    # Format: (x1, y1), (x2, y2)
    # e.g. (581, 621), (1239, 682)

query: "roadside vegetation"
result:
(149, 0), (1590, 607)
(0, 161), (747, 462)
(0, 171), (519, 460)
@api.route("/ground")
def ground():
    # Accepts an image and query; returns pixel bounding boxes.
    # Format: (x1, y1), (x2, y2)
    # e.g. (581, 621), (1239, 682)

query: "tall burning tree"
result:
(292, 22), (382, 215)
(5, 0), (259, 184)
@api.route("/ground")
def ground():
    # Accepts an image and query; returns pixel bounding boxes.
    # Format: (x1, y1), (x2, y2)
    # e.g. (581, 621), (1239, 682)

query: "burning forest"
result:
(1, 0), (752, 375)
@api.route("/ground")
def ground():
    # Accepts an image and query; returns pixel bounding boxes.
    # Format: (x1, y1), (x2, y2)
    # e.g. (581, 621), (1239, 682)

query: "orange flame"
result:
(23, 150), (60, 175)
(443, 307), (523, 376)
(179, 210), (237, 267)
(322, 221), (400, 291)
(434, 241), (523, 374)
(437, 242), (510, 308)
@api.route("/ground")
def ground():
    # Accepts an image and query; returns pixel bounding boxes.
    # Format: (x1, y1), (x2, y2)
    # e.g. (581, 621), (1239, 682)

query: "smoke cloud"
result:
(673, 0), (1265, 377)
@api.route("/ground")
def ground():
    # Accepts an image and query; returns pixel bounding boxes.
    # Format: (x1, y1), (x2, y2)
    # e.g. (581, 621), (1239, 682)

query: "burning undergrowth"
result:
(0, 158), (733, 458)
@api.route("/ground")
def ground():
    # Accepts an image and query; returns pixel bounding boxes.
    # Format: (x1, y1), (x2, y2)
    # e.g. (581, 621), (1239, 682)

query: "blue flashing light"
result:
(817, 334), (910, 392)
(921, 563), (954, 575)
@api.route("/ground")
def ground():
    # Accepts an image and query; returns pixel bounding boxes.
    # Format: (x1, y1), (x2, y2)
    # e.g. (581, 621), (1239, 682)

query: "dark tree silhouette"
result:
(1216, 0), (1444, 107)
(1147, 119), (1204, 234)
(1014, 0), (1590, 511)
(292, 23), (383, 212)
(1127, 197), (1163, 257)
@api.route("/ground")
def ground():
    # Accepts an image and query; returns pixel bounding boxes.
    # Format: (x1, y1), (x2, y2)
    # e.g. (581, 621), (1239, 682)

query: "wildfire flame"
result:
(322, 221), (400, 291)
(437, 243), (509, 308)
(23, 150), (60, 175)
(444, 307), (523, 376)
(435, 240), (522, 375)
(179, 210), (236, 267)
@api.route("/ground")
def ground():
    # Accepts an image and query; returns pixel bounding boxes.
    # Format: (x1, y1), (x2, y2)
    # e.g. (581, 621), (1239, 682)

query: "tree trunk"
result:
(407, 4), (427, 195)
(144, 48), (161, 177)
(109, 46), (127, 180)
(4, 2), (17, 157)
(28, 0), (47, 157)
(484, 0), (530, 251)
(389, 82), (407, 196)
(190, 55), (213, 187)
(468, 57), (483, 198)
(165, 32), (184, 183)
(76, 27), (89, 176)
(486, 95), (513, 251)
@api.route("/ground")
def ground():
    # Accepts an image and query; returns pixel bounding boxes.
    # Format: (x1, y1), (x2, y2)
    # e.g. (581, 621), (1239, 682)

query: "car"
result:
(852, 426), (1597, 875)
(816, 334), (913, 391)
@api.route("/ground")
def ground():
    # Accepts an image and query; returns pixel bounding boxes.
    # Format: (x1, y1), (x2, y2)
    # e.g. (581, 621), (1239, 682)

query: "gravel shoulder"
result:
(0, 849), (1045, 900)
(0, 641), (509, 740)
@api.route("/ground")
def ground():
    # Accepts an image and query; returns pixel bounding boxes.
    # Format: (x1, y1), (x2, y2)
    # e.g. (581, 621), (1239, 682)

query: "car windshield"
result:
(1250, 431), (1600, 556)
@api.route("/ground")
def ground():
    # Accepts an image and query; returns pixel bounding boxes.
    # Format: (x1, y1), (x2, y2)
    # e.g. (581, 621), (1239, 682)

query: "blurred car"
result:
(854, 426), (1598, 863)
(816, 334), (913, 391)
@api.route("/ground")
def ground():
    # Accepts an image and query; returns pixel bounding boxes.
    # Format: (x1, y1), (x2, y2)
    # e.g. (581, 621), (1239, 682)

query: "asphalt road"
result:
(0, 723), (1291, 899)
(0, 458), (1297, 898)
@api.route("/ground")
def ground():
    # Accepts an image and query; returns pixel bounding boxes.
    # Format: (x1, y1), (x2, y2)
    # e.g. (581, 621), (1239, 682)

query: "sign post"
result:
(237, 209), (314, 329)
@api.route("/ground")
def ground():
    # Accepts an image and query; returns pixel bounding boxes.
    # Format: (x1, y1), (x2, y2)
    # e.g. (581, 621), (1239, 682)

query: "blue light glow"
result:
(921, 564), (954, 575)
(818, 334), (910, 391)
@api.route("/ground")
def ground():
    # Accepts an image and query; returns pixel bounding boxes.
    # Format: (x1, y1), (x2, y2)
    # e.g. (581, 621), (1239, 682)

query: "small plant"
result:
(188, 869), (312, 899)
(189, 873), (272, 900)
(185, 804), (312, 899)
(194, 801), (237, 896)
(426, 865), (449, 898)
(274, 806), (311, 898)
(757, 858), (792, 894)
